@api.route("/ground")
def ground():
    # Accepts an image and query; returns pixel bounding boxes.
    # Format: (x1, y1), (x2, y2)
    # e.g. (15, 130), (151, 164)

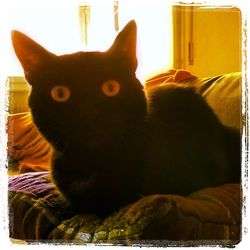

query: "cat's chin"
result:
(79, 134), (121, 150)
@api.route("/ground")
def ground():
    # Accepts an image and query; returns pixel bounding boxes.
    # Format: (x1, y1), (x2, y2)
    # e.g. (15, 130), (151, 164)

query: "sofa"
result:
(7, 70), (242, 246)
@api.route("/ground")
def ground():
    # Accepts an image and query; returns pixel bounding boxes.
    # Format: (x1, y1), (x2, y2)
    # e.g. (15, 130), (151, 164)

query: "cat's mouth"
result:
(74, 130), (122, 149)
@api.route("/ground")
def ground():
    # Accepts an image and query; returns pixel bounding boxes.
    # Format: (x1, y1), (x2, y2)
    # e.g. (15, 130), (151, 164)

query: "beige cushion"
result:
(146, 70), (241, 130)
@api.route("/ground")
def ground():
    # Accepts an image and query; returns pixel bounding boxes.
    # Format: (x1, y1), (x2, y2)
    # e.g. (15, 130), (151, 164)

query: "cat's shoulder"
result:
(144, 82), (219, 125)
(145, 83), (203, 111)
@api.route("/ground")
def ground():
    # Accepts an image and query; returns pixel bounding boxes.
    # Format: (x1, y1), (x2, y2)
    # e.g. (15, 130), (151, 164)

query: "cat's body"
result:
(12, 21), (240, 216)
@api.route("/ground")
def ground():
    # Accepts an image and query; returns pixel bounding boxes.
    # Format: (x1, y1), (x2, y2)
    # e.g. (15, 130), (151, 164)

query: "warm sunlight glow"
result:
(2, 4), (82, 76)
(119, 0), (173, 81)
(2, 0), (173, 82)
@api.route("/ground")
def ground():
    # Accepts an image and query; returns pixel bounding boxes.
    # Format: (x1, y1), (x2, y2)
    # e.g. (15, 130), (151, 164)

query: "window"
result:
(1, 0), (173, 82)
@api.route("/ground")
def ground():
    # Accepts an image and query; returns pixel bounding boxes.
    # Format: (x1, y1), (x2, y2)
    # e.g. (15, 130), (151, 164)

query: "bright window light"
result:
(1, 0), (173, 82)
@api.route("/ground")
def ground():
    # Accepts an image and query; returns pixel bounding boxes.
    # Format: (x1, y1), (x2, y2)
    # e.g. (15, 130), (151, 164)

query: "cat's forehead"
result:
(59, 51), (112, 66)
(40, 50), (125, 85)
(55, 51), (119, 74)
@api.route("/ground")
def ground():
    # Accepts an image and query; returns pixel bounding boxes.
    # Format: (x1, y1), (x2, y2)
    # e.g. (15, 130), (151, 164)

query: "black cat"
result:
(12, 20), (240, 216)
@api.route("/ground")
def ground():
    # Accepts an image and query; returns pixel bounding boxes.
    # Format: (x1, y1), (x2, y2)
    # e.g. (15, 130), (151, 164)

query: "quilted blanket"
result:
(9, 172), (241, 245)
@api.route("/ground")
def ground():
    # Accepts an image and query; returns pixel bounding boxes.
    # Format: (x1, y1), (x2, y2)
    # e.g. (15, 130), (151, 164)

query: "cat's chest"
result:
(53, 135), (145, 171)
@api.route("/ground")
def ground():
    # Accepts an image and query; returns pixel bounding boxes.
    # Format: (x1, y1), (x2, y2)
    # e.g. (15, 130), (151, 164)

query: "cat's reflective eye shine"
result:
(51, 85), (71, 102)
(101, 80), (121, 97)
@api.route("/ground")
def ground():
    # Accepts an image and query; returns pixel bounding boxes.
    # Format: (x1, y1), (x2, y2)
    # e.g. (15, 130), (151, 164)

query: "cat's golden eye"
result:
(101, 80), (121, 97)
(51, 85), (71, 102)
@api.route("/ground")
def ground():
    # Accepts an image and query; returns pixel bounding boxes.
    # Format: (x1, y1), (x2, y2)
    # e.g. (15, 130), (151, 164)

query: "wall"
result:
(173, 6), (242, 78)
(7, 77), (30, 114)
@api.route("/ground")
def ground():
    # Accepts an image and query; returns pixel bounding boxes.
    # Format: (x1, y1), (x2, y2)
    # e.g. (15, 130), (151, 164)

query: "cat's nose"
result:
(79, 105), (99, 119)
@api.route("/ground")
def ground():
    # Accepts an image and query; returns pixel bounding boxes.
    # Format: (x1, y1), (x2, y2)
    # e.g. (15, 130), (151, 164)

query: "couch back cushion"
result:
(146, 71), (241, 130)
(191, 72), (241, 130)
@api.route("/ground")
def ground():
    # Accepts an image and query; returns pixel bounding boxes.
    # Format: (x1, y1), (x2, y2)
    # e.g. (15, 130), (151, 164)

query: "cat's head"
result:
(12, 21), (146, 151)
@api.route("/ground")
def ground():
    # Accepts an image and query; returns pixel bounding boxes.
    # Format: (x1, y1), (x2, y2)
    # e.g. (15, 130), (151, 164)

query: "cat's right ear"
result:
(109, 20), (137, 71)
(11, 31), (54, 77)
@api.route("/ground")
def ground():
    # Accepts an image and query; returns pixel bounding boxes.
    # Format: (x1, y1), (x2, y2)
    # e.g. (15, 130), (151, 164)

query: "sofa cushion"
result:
(189, 72), (241, 130)
(7, 112), (52, 173)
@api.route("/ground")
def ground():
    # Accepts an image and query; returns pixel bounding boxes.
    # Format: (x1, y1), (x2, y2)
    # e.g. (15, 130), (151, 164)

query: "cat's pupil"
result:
(107, 83), (114, 92)
(57, 88), (64, 98)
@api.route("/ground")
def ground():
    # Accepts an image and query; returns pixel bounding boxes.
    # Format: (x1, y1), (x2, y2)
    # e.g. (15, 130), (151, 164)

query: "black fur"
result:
(12, 21), (241, 216)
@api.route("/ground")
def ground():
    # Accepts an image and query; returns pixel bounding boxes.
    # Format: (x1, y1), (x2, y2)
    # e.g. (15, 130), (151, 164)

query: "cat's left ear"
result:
(109, 20), (137, 70)
(11, 30), (54, 77)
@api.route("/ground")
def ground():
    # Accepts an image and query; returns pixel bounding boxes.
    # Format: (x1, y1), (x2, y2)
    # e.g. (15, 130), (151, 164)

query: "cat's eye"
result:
(101, 80), (121, 97)
(51, 85), (71, 102)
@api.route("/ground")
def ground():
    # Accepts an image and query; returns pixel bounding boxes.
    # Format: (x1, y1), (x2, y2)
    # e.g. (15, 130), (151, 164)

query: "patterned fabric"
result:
(7, 112), (52, 173)
(145, 69), (197, 88)
(9, 172), (241, 245)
